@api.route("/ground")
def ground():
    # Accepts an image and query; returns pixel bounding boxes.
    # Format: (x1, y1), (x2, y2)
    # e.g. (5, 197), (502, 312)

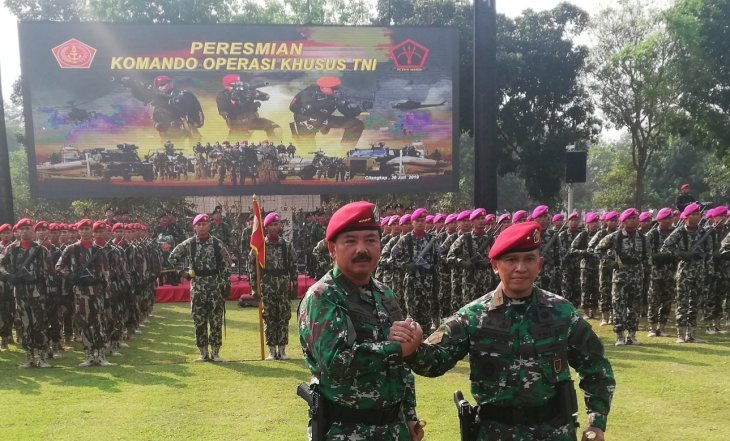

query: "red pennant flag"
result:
(250, 196), (266, 269)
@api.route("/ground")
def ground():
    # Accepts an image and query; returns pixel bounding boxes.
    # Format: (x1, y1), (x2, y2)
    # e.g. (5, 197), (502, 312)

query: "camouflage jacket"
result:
(298, 266), (418, 421)
(209, 220), (233, 247)
(169, 235), (231, 283)
(540, 228), (561, 268)
(569, 230), (599, 268)
(558, 229), (582, 265)
(595, 229), (651, 269)
(660, 225), (710, 275)
(392, 231), (439, 278)
(248, 235), (296, 280)
(0, 241), (52, 295)
(56, 242), (111, 294)
(406, 286), (614, 431)
(446, 231), (493, 271)
(587, 228), (617, 264)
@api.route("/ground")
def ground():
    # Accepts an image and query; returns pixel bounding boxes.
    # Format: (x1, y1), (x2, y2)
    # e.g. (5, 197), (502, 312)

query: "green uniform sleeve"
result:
(405, 312), (471, 377)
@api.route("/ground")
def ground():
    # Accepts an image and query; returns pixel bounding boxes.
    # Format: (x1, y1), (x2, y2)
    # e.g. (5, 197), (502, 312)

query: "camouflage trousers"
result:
(560, 259), (581, 306)
(391, 271), (407, 315)
(16, 288), (48, 351)
(437, 264), (453, 320)
(459, 269), (493, 307)
(580, 260), (599, 310)
(104, 282), (126, 343)
(718, 275), (730, 323)
(703, 271), (723, 324)
(477, 420), (576, 441)
(125, 285), (142, 332)
(318, 419), (411, 441)
(537, 263), (560, 294)
(45, 288), (63, 344)
(450, 268), (465, 313)
(403, 272), (434, 330)
(75, 290), (107, 351)
(262, 275), (291, 346)
(190, 277), (225, 347)
(0, 284), (15, 338)
(675, 273), (702, 328)
(611, 265), (643, 333)
(598, 261), (614, 314)
(59, 288), (75, 340)
(647, 267), (675, 325)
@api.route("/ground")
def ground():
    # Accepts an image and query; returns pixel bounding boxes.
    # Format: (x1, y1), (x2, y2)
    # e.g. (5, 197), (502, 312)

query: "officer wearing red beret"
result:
(289, 76), (373, 147)
(0, 218), (54, 367)
(298, 201), (424, 441)
(391, 222), (615, 441)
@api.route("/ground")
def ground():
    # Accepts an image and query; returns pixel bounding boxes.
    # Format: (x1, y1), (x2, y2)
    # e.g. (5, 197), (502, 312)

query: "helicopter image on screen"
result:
(392, 99), (447, 111)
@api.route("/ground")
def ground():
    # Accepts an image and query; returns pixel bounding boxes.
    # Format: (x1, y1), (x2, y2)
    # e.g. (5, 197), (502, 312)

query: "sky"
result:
(0, 0), (672, 102)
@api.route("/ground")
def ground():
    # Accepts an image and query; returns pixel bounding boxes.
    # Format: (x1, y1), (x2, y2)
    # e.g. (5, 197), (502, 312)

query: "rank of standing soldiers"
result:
(325, 203), (730, 343)
(0, 217), (163, 368)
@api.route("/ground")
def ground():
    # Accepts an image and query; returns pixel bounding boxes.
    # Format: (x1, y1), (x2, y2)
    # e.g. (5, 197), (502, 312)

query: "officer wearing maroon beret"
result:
(391, 222), (615, 441)
(298, 201), (424, 441)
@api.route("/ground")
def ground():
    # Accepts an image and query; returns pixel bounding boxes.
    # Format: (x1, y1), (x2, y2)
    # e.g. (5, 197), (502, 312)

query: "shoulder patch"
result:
(426, 327), (446, 345)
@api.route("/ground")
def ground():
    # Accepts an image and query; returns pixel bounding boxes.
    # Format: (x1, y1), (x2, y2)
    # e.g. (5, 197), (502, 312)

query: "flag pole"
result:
(257, 262), (265, 360)
(250, 194), (266, 360)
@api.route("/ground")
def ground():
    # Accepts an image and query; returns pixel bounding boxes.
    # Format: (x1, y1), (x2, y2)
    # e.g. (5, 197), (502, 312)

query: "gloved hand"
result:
(459, 260), (474, 269)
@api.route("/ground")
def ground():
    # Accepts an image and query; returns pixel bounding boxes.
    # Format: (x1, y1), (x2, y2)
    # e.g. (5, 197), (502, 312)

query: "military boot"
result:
(278, 346), (289, 360)
(111, 341), (123, 357)
(97, 351), (115, 366)
(675, 327), (686, 343)
(685, 327), (705, 343)
(210, 346), (225, 362)
(656, 324), (664, 337)
(600, 313), (609, 326)
(614, 331), (626, 346)
(52, 342), (62, 359)
(647, 325), (658, 338)
(265, 346), (277, 361)
(627, 331), (640, 345)
(19, 350), (34, 368)
(195, 346), (209, 362)
(37, 350), (52, 368)
(62, 336), (73, 351)
(78, 351), (94, 367)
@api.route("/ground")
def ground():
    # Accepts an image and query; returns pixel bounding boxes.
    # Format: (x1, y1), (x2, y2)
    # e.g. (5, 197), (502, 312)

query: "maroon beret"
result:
(444, 213), (457, 224)
(603, 211), (618, 221)
(424, 215), (434, 223)
(656, 208), (672, 221)
(34, 221), (49, 231)
(111, 223), (125, 232)
(532, 205), (549, 219)
(619, 208), (638, 222)
(469, 208), (486, 221)
(0, 223), (11, 233)
(497, 213), (511, 224)
(263, 212), (280, 227)
(485, 214), (496, 223)
(92, 221), (108, 231)
(456, 210), (472, 222)
(512, 210), (527, 223)
(411, 208), (428, 220)
(584, 212), (598, 223)
(432, 214), (446, 224)
(551, 213), (564, 223)
(489, 221), (542, 260)
(680, 203), (701, 220)
(15, 218), (34, 230)
(398, 214), (412, 225)
(387, 215), (400, 226)
(567, 212), (579, 220)
(639, 211), (652, 222)
(193, 214), (209, 225)
(326, 201), (380, 241)
(76, 219), (93, 229)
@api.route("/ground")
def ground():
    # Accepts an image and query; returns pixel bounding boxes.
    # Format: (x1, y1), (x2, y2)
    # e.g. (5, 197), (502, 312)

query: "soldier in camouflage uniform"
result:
(250, 212), (297, 360)
(445, 210), (473, 312)
(98, 223), (130, 356)
(0, 219), (53, 367)
(558, 212), (582, 306)
(533, 206), (562, 294)
(645, 208), (678, 337)
(382, 214), (412, 314)
(660, 203), (710, 343)
(569, 212), (600, 319)
(0, 224), (14, 351)
(447, 209), (495, 312)
(57, 220), (113, 367)
(169, 214), (231, 361)
(38, 222), (64, 359)
(436, 214), (459, 318)
(701, 207), (727, 334)
(209, 208), (233, 249)
(312, 237), (332, 280)
(393, 221), (614, 441)
(377, 216), (401, 308)
(595, 209), (650, 346)
(719, 219), (730, 329)
(588, 211), (619, 326)
(299, 201), (423, 441)
(392, 208), (438, 331)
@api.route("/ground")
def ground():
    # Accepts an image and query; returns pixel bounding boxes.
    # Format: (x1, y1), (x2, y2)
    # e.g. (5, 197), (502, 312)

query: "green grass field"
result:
(1, 301), (729, 441)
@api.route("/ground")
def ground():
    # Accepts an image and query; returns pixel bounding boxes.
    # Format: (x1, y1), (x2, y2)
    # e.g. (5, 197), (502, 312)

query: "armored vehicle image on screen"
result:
(89, 144), (155, 182)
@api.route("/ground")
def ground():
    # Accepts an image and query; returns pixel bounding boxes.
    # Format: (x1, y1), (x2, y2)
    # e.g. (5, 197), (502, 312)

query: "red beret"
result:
(111, 223), (125, 232)
(489, 221), (542, 260)
(0, 223), (11, 233)
(317, 76), (341, 89)
(325, 201), (380, 241)
(619, 208), (638, 222)
(551, 213), (564, 223)
(398, 214), (411, 225)
(48, 223), (59, 231)
(92, 221), (108, 231)
(34, 221), (49, 231)
(411, 208), (428, 220)
(263, 212), (280, 227)
(193, 214), (209, 226)
(680, 183), (689, 191)
(77, 219), (93, 229)
(69, 224), (78, 231)
(15, 218), (34, 230)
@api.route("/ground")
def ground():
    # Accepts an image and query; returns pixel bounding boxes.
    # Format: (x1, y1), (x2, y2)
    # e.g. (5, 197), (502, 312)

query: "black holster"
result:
(297, 383), (330, 441)
(454, 390), (479, 441)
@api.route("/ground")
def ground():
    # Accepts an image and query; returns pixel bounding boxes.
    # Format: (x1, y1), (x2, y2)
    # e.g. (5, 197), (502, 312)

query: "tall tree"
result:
(590, 0), (681, 209)
(88, 0), (233, 23)
(4, 0), (86, 21)
(496, 3), (599, 204)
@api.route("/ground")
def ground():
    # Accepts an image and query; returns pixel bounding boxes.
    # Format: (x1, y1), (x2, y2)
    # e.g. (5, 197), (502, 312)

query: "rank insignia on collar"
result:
(553, 358), (562, 374)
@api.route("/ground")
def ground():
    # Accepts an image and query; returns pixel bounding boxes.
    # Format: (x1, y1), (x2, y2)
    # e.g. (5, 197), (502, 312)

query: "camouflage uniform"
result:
(56, 242), (111, 358)
(380, 235), (406, 313)
(169, 235), (231, 349)
(447, 232), (494, 310)
(43, 241), (64, 354)
(407, 286), (614, 440)
(210, 219), (233, 248)
(558, 229), (582, 306)
(434, 230), (455, 320)
(312, 238), (332, 280)
(392, 231), (438, 330)
(538, 228), (561, 294)
(570, 230), (600, 316)
(0, 242), (52, 361)
(660, 225), (711, 339)
(588, 228), (617, 322)
(0, 240), (16, 345)
(374, 233), (392, 281)
(101, 241), (131, 352)
(596, 230), (650, 341)
(299, 267), (418, 440)
(719, 232), (730, 324)
(703, 226), (725, 329)
(249, 235), (297, 347)
(645, 226), (677, 330)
